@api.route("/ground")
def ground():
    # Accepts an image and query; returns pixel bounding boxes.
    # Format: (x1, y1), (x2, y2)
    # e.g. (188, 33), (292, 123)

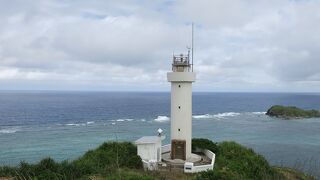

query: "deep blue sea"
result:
(0, 91), (320, 177)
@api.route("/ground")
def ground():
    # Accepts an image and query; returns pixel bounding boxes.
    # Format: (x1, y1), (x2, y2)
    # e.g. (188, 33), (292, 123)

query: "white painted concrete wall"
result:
(184, 149), (216, 173)
(167, 72), (196, 82)
(137, 141), (161, 162)
(161, 144), (171, 154)
(142, 159), (158, 171)
(167, 72), (195, 160)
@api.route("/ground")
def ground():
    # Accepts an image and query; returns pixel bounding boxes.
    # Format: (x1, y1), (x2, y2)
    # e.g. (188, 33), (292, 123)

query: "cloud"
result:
(0, 0), (319, 91)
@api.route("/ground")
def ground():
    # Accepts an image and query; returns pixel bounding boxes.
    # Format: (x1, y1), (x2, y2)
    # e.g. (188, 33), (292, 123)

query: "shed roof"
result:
(135, 136), (160, 145)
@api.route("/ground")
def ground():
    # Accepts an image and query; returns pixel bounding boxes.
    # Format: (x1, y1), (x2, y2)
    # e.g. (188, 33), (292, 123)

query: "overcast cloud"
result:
(0, 0), (320, 92)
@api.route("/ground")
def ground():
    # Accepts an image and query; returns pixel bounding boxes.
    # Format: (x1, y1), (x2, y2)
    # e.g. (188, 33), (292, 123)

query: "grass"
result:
(274, 167), (315, 180)
(0, 139), (315, 179)
(194, 141), (281, 180)
(0, 142), (143, 179)
(266, 105), (320, 119)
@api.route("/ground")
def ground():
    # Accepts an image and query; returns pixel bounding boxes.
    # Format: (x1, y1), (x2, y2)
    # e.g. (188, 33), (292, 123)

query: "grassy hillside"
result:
(192, 139), (314, 180)
(266, 105), (320, 119)
(0, 139), (314, 179)
(0, 142), (145, 179)
(195, 141), (278, 179)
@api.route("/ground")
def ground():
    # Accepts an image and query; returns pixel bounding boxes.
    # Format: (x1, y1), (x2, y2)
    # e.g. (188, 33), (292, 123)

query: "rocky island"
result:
(266, 105), (320, 119)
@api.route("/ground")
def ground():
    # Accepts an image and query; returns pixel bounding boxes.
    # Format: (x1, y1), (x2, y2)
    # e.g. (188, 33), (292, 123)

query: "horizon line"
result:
(0, 89), (319, 94)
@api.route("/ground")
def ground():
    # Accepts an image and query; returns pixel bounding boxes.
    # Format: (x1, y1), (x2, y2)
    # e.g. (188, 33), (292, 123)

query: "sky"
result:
(0, 0), (320, 92)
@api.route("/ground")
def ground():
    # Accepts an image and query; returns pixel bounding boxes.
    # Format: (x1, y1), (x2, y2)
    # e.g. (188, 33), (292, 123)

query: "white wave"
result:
(0, 127), (20, 134)
(111, 122), (116, 125)
(213, 112), (241, 118)
(154, 116), (170, 122)
(193, 112), (241, 120)
(252, 112), (266, 115)
(66, 123), (86, 126)
(193, 114), (213, 119)
(66, 121), (95, 126)
(115, 118), (134, 122)
(140, 119), (146, 122)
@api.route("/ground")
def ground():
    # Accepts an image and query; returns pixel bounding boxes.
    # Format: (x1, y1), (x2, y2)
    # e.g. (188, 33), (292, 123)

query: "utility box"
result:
(135, 136), (163, 162)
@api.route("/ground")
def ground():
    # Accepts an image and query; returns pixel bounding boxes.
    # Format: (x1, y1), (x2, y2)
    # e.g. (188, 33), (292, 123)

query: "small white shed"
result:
(135, 136), (162, 162)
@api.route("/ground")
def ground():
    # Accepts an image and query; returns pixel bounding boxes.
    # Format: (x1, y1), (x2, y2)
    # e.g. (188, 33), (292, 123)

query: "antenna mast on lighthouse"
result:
(191, 22), (194, 72)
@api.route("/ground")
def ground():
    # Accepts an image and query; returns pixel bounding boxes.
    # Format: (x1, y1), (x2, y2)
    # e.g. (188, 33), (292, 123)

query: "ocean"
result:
(0, 91), (320, 177)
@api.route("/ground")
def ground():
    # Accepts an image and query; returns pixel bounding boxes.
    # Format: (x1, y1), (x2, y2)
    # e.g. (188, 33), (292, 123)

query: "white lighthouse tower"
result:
(135, 24), (215, 173)
(167, 49), (195, 160)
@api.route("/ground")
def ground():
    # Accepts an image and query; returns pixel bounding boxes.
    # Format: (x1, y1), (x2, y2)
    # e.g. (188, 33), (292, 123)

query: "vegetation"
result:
(274, 167), (315, 180)
(193, 140), (315, 180)
(0, 142), (145, 179)
(266, 105), (320, 119)
(192, 138), (218, 154)
(0, 139), (314, 179)
(193, 140), (281, 180)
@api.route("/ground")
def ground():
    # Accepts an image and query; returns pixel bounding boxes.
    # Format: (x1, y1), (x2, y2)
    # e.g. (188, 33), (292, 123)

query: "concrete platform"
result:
(162, 152), (202, 165)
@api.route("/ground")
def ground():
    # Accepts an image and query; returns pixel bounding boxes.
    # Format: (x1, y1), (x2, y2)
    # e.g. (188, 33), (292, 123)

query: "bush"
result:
(18, 161), (36, 179)
(57, 160), (79, 179)
(216, 141), (279, 179)
(0, 142), (142, 179)
(195, 140), (283, 180)
(0, 166), (17, 177)
(35, 158), (59, 173)
(106, 169), (154, 180)
(75, 142), (142, 171)
(195, 169), (238, 180)
(192, 138), (218, 154)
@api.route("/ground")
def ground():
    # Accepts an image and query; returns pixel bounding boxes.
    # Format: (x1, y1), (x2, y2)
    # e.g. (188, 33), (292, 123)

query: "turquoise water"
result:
(0, 92), (319, 177)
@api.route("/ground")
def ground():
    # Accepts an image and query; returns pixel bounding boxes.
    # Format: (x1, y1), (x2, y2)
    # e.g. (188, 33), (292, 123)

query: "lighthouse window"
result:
(178, 128), (180, 131)
(178, 85), (181, 88)
(178, 106), (181, 109)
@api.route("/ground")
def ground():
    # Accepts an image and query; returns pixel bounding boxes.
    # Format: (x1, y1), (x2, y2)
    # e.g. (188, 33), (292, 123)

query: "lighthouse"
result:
(135, 24), (215, 173)
(167, 50), (195, 160)
(135, 24), (215, 172)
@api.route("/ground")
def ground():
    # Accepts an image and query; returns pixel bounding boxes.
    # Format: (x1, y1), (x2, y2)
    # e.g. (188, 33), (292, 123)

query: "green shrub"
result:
(196, 140), (283, 180)
(17, 161), (36, 179)
(57, 160), (78, 180)
(75, 142), (142, 172)
(0, 142), (142, 179)
(106, 169), (154, 180)
(217, 141), (278, 179)
(35, 158), (59, 173)
(192, 138), (218, 154)
(195, 169), (238, 180)
(0, 166), (17, 177)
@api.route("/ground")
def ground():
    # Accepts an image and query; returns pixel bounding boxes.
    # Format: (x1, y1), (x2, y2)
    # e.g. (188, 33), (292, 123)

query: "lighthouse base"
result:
(162, 152), (202, 165)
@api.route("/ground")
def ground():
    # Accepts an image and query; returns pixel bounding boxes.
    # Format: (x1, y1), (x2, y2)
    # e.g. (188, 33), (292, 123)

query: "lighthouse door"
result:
(171, 140), (186, 160)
